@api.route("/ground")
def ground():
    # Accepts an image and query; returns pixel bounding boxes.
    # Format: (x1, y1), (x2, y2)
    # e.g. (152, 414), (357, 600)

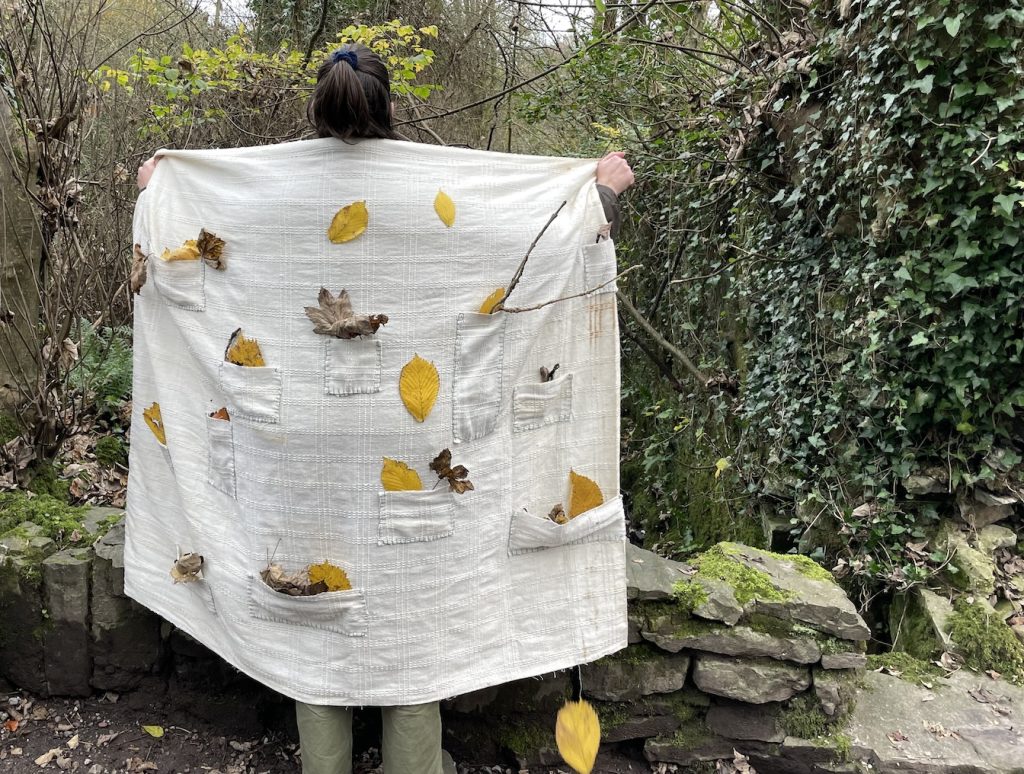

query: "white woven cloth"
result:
(125, 138), (626, 706)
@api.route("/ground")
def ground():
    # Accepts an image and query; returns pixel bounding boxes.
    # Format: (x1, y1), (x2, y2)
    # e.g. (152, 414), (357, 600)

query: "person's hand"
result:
(596, 151), (635, 196)
(137, 155), (161, 190)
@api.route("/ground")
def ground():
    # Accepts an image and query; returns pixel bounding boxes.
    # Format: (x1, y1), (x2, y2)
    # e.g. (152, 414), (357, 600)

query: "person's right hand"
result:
(137, 155), (161, 190)
(596, 151), (635, 196)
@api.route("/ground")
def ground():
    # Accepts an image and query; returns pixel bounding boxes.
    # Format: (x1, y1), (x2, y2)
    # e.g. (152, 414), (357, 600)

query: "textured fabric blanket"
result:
(126, 137), (626, 706)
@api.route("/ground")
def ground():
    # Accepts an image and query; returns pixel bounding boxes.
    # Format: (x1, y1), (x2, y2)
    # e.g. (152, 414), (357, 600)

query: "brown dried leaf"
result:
(429, 448), (474, 494)
(197, 229), (226, 270)
(548, 503), (569, 525)
(170, 552), (203, 583)
(210, 407), (230, 421)
(304, 288), (388, 339)
(131, 244), (148, 294)
(540, 363), (560, 382)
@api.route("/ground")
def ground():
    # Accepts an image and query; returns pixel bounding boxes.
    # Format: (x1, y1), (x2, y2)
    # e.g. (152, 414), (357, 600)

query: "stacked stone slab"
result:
(0, 509), (162, 696)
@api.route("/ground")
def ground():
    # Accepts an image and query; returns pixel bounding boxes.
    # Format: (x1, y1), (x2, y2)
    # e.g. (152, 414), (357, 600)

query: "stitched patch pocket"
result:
(247, 573), (368, 636)
(206, 416), (236, 497)
(219, 362), (282, 424)
(453, 312), (507, 442)
(582, 240), (619, 293)
(325, 337), (381, 395)
(508, 495), (625, 555)
(185, 578), (217, 614)
(151, 258), (205, 311)
(512, 373), (573, 432)
(378, 488), (456, 545)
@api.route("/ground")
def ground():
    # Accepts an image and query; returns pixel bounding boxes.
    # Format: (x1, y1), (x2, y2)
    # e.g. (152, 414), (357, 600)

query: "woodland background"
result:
(1, 0), (1023, 650)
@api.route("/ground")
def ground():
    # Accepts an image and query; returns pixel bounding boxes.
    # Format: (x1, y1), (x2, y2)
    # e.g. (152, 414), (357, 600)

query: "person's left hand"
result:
(596, 151), (635, 196)
(137, 155), (161, 190)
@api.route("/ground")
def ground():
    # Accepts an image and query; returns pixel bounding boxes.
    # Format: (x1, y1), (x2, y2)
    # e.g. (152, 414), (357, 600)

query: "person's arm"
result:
(137, 155), (161, 191)
(595, 151), (634, 240)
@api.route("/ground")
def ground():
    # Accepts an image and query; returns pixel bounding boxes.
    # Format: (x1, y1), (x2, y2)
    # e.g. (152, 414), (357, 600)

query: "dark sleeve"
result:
(597, 184), (622, 240)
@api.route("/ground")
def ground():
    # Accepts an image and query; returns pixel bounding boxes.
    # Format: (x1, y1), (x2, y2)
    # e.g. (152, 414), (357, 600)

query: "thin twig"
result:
(616, 291), (709, 388)
(494, 201), (567, 311)
(500, 265), (641, 313)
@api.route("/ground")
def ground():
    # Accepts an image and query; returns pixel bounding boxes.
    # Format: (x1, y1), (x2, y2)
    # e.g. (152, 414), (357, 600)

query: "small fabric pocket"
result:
(219, 362), (282, 424)
(508, 494), (625, 555)
(325, 337), (381, 395)
(582, 240), (619, 293)
(206, 416), (236, 498)
(453, 312), (507, 442)
(378, 488), (456, 545)
(512, 373), (573, 432)
(151, 258), (205, 311)
(185, 578), (217, 614)
(247, 573), (368, 636)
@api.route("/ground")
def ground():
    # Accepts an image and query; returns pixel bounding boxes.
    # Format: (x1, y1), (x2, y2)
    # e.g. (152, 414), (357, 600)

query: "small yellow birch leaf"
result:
(568, 470), (604, 519)
(555, 700), (600, 774)
(143, 402), (166, 446)
(399, 354), (439, 422)
(225, 328), (266, 367)
(434, 189), (456, 227)
(328, 200), (369, 243)
(381, 457), (424, 491)
(714, 457), (731, 479)
(161, 240), (200, 262)
(141, 725), (164, 738)
(479, 287), (506, 314)
(307, 562), (352, 592)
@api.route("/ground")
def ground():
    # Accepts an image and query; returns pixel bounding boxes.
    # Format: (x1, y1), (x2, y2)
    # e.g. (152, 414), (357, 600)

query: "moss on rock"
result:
(948, 600), (1024, 685)
(691, 543), (791, 605)
(865, 652), (943, 686)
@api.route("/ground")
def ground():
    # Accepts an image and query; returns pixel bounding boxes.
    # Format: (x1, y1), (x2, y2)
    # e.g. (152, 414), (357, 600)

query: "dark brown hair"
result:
(307, 44), (398, 141)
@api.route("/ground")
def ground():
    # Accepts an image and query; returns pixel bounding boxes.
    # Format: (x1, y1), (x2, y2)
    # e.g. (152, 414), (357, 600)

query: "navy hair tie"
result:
(331, 49), (359, 70)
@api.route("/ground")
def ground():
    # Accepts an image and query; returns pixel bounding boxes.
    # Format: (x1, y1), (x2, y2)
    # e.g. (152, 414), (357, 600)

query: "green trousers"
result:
(295, 701), (443, 774)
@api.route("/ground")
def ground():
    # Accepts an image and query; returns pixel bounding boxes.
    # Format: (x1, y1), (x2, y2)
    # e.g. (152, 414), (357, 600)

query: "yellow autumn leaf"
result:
(307, 561), (352, 592)
(714, 457), (731, 479)
(399, 354), (439, 422)
(328, 200), (369, 243)
(555, 700), (600, 774)
(434, 189), (456, 227)
(141, 725), (164, 738)
(143, 402), (166, 446)
(161, 240), (200, 262)
(381, 457), (424, 491)
(225, 328), (266, 367)
(478, 287), (506, 314)
(568, 470), (604, 519)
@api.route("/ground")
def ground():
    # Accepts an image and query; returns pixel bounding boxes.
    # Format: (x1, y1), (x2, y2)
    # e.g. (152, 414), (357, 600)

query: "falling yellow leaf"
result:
(143, 402), (166, 445)
(381, 457), (424, 491)
(568, 470), (604, 519)
(555, 700), (600, 774)
(225, 328), (266, 367)
(434, 189), (456, 227)
(161, 240), (200, 262)
(479, 287), (506, 314)
(399, 354), (439, 422)
(141, 725), (164, 738)
(327, 200), (368, 243)
(307, 561), (352, 592)
(714, 457), (731, 479)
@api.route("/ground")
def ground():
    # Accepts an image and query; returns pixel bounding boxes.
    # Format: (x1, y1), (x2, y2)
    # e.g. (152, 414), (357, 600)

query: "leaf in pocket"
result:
(261, 562), (312, 596)
(434, 189), (456, 227)
(161, 239), (200, 262)
(304, 288), (389, 339)
(131, 244), (148, 294)
(569, 470), (604, 519)
(399, 354), (439, 422)
(327, 200), (368, 243)
(548, 503), (569, 524)
(170, 552), (203, 583)
(307, 561), (352, 591)
(381, 457), (424, 491)
(429, 448), (474, 494)
(225, 328), (266, 367)
(143, 402), (166, 445)
(555, 699), (600, 774)
(209, 406), (230, 421)
(540, 363), (560, 382)
(478, 287), (505, 314)
(196, 228), (226, 270)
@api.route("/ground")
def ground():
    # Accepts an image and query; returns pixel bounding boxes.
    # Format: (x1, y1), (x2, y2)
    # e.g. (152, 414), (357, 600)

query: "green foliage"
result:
(0, 492), (88, 547)
(0, 414), (19, 445)
(94, 435), (128, 467)
(692, 543), (791, 604)
(26, 464), (70, 502)
(68, 320), (133, 416)
(865, 651), (944, 686)
(948, 600), (1024, 684)
(95, 22), (438, 136)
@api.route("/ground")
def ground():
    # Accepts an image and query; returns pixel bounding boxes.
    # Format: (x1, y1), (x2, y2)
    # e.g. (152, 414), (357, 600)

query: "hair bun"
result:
(331, 49), (359, 70)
